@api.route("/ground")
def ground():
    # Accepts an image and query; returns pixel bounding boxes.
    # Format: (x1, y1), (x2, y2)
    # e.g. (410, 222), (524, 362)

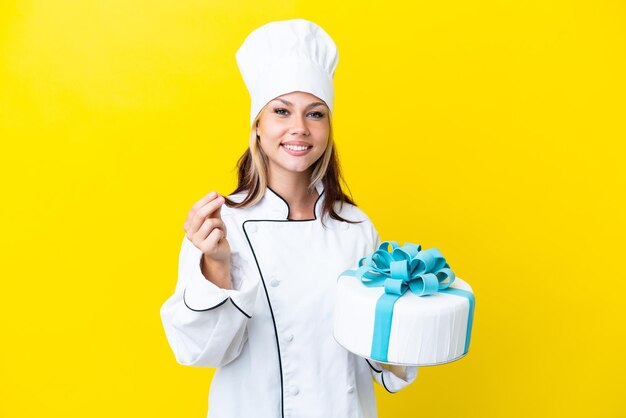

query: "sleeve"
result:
(366, 359), (419, 393)
(159, 228), (260, 368)
(364, 219), (419, 392)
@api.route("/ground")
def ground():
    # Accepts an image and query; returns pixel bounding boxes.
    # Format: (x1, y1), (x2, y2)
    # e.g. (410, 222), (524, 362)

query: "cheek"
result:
(313, 141), (329, 158)
(311, 124), (329, 140)
(258, 139), (275, 157)
(315, 131), (330, 149)
(259, 124), (286, 140)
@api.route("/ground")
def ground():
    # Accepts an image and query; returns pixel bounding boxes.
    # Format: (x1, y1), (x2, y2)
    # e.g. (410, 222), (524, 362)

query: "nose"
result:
(289, 113), (310, 136)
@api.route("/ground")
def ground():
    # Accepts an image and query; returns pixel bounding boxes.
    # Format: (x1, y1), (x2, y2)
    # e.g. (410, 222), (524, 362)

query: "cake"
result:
(333, 241), (475, 366)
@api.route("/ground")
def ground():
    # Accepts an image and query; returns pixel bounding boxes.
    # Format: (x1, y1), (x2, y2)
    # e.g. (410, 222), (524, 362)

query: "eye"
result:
(273, 108), (325, 119)
(308, 111), (325, 119)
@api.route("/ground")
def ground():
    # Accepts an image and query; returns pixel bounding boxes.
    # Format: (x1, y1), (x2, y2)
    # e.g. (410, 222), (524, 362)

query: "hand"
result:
(184, 191), (231, 264)
(380, 363), (408, 380)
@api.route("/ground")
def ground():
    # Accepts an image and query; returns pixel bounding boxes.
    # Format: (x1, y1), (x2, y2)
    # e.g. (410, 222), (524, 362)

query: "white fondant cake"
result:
(333, 274), (474, 366)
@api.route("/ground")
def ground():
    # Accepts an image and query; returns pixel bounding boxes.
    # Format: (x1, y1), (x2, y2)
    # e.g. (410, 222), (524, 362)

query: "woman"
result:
(160, 19), (418, 418)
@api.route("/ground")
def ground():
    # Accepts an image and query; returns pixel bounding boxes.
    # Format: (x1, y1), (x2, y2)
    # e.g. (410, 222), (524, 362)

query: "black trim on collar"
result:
(266, 186), (324, 221)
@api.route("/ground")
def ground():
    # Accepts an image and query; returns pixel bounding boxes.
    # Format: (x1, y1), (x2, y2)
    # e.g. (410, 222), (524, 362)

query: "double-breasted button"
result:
(289, 386), (299, 396)
(286, 334), (294, 342)
(269, 279), (280, 287)
(247, 223), (258, 233)
(347, 385), (355, 393)
(341, 222), (350, 230)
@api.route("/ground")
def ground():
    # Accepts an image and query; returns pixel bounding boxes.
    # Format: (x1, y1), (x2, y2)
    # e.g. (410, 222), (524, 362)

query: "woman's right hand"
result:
(184, 191), (232, 271)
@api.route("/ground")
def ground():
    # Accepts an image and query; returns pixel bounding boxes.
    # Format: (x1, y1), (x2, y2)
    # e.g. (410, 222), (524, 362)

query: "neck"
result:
(268, 169), (319, 220)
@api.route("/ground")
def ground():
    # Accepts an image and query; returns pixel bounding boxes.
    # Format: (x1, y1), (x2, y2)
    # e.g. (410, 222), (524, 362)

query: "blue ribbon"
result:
(340, 241), (475, 363)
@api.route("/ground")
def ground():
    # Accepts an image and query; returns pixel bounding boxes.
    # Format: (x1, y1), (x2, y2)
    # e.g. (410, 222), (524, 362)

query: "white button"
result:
(341, 222), (350, 230)
(289, 386), (299, 396)
(247, 224), (257, 233)
(269, 279), (280, 287)
(347, 385), (355, 393)
(286, 334), (294, 342)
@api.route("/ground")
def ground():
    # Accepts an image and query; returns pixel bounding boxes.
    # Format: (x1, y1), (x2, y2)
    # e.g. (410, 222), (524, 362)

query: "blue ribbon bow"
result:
(340, 241), (475, 363)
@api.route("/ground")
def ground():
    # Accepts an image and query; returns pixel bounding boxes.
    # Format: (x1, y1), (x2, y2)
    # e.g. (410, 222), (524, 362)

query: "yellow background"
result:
(1, 0), (625, 417)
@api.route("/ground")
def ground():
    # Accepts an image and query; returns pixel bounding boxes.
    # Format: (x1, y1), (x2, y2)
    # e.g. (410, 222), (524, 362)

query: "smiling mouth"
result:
(282, 143), (312, 150)
(281, 144), (313, 155)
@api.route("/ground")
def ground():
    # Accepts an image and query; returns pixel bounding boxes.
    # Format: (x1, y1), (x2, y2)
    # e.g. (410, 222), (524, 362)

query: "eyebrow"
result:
(272, 98), (327, 109)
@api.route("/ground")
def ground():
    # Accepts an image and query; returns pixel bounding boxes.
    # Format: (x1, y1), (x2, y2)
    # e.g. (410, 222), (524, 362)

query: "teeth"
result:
(283, 144), (310, 151)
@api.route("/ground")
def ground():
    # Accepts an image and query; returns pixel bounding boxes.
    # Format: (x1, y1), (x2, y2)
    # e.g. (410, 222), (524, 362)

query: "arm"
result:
(160, 233), (260, 368)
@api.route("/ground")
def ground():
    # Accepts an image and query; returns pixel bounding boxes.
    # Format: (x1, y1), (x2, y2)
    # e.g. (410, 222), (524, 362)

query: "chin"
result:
(287, 166), (313, 173)
(276, 163), (313, 174)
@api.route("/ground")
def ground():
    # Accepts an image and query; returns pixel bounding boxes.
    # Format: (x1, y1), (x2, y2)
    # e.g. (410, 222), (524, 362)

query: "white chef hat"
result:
(235, 18), (339, 129)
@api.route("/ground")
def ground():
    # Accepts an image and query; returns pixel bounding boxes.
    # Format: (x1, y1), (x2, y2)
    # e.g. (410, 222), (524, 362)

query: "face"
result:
(256, 91), (330, 179)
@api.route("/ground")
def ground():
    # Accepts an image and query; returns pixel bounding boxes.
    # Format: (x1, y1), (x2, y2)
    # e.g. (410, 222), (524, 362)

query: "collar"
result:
(264, 180), (325, 220)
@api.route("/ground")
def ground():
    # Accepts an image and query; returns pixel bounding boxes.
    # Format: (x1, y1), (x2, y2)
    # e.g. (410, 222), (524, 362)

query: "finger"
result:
(188, 195), (225, 234)
(200, 226), (226, 255)
(190, 218), (215, 246)
(192, 190), (220, 213)
(185, 191), (221, 229)
(196, 194), (225, 220)
(196, 218), (226, 242)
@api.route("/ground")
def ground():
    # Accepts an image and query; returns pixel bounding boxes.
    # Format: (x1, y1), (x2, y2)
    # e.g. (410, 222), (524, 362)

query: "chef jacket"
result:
(160, 180), (418, 418)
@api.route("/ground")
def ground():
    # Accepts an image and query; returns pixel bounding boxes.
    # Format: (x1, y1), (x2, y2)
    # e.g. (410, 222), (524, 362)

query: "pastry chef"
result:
(160, 18), (418, 418)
